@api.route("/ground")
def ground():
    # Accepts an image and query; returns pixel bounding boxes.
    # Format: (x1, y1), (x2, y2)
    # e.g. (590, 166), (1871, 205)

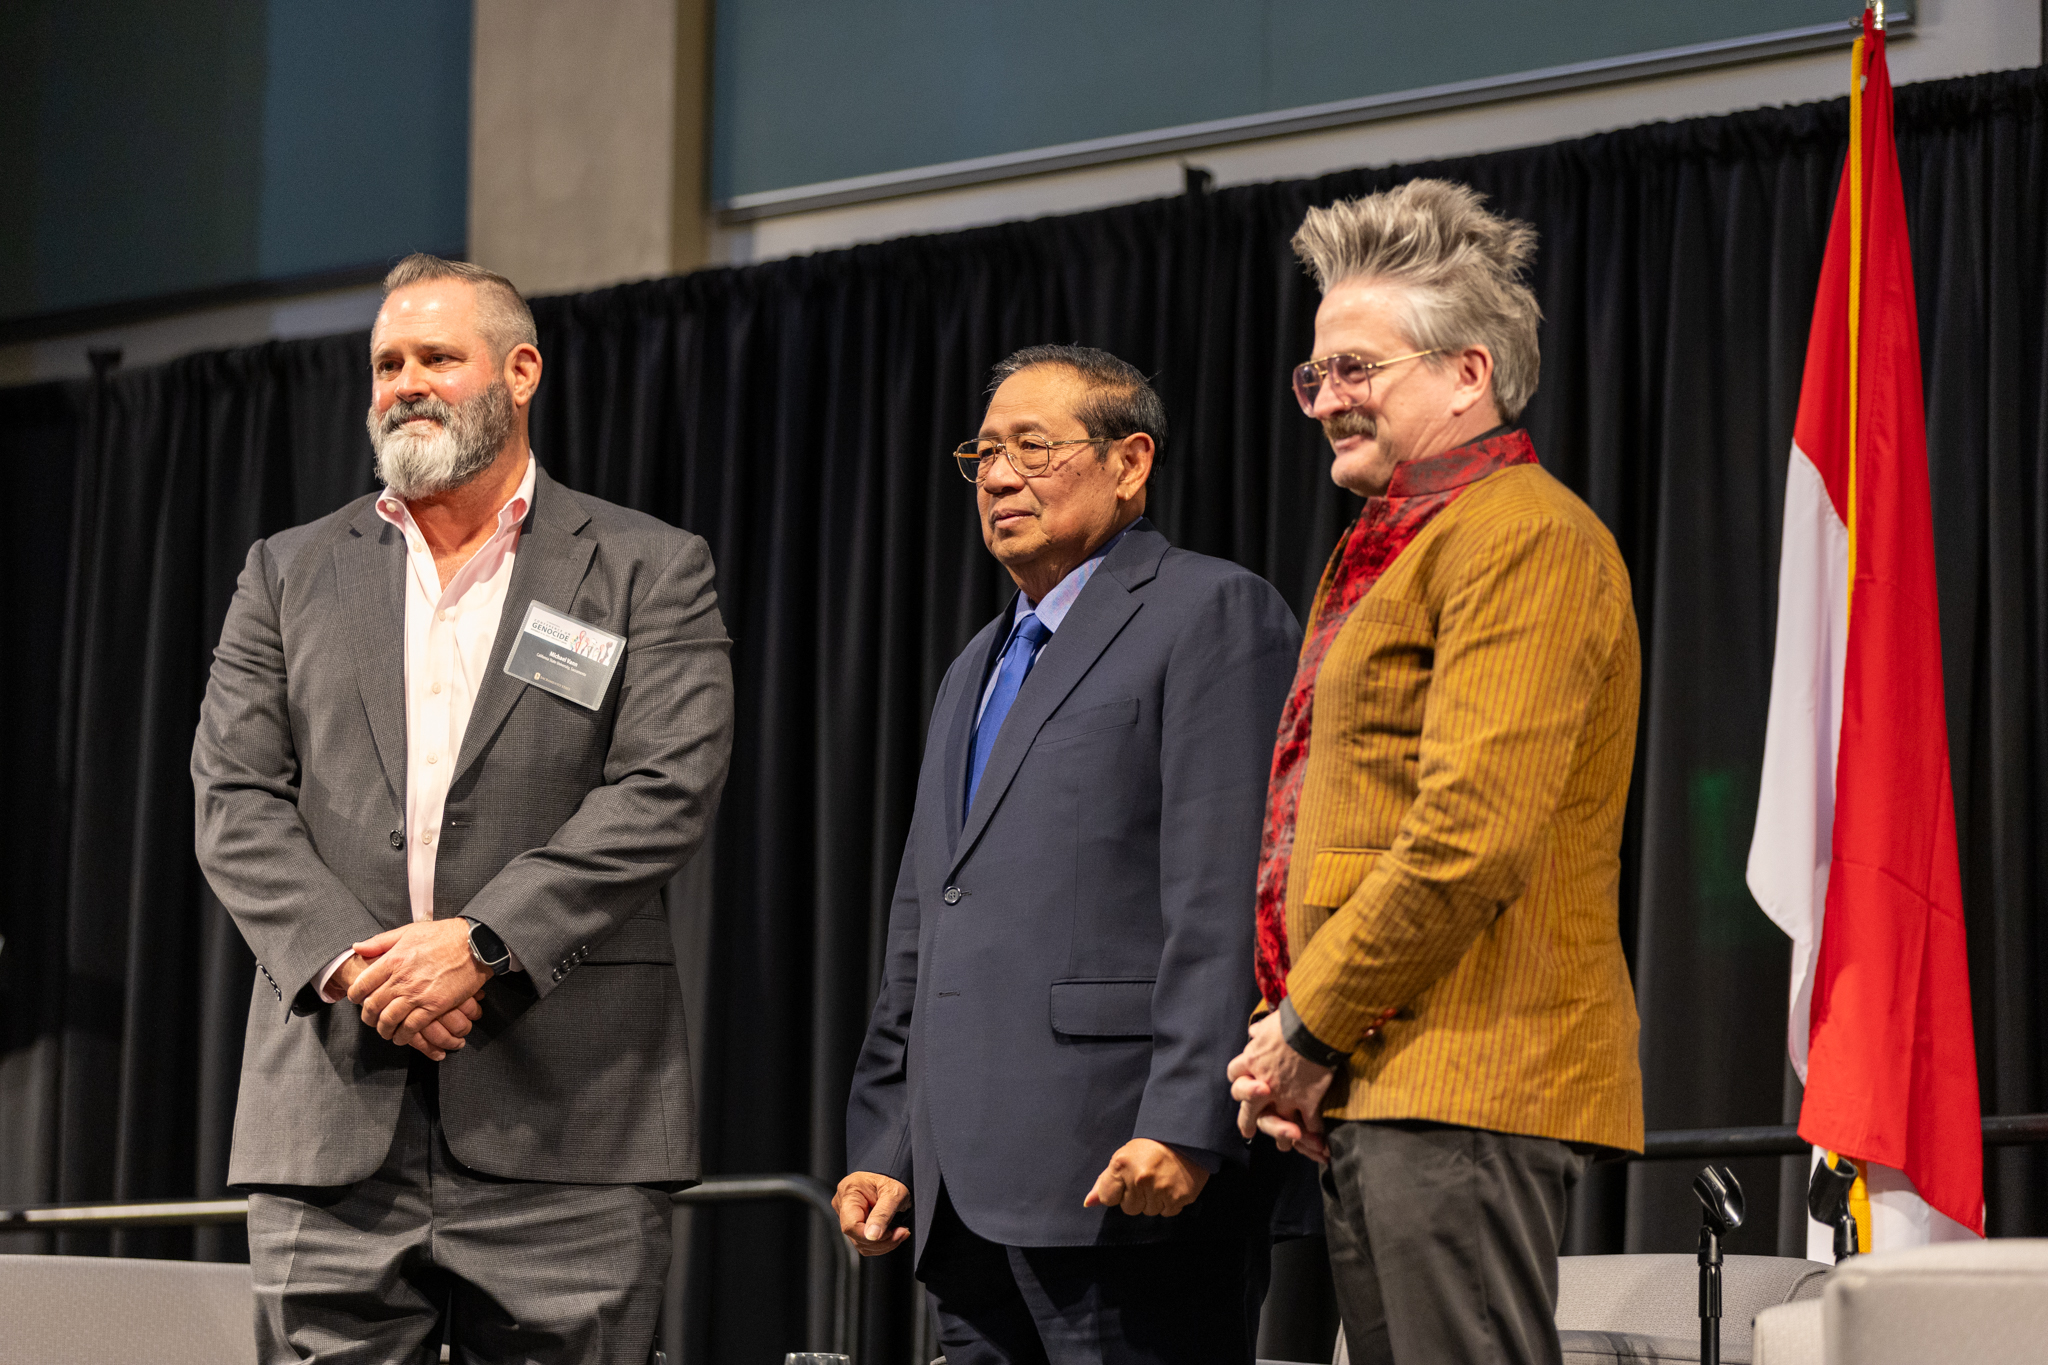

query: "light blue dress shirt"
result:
(975, 526), (1129, 723)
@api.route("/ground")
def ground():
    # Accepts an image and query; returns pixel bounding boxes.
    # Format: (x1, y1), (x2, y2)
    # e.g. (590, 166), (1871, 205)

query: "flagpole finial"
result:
(1867, 0), (1885, 31)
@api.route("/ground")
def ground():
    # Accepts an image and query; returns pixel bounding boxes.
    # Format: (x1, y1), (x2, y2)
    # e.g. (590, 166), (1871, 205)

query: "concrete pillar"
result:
(468, 0), (711, 298)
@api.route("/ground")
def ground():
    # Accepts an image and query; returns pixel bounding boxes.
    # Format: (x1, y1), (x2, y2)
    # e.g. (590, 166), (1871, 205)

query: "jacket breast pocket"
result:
(1302, 848), (1383, 910)
(1328, 598), (1434, 732)
(1037, 697), (1140, 747)
(1049, 977), (1154, 1039)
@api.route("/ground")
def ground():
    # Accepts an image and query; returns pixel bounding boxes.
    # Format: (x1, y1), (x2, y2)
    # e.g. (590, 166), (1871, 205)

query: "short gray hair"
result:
(987, 345), (1168, 462)
(379, 254), (538, 363)
(1292, 179), (1542, 422)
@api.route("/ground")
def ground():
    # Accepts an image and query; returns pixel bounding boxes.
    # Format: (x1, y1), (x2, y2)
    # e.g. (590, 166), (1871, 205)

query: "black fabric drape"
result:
(3, 67), (2047, 1365)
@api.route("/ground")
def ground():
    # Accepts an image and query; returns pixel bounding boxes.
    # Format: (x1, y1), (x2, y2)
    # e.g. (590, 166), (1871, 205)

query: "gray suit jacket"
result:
(192, 465), (733, 1188)
(846, 521), (1299, 1257)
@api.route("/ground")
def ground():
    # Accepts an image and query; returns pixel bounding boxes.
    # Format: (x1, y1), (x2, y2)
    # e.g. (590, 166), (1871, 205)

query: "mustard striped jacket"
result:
(1285, 462), (1644, 1152)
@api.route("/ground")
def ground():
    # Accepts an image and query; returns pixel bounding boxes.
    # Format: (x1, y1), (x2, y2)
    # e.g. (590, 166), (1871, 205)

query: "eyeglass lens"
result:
(955, 435), (1057, 481)
(1293, 354), (1375, 413)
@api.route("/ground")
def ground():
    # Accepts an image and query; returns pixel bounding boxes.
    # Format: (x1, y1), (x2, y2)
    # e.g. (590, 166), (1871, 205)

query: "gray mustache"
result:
(379, 397), (458, 434)
(1322, 411), (1376, 442)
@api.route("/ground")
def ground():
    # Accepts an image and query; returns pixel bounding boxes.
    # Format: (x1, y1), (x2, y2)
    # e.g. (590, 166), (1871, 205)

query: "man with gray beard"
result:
(193, 254), (734, 1363)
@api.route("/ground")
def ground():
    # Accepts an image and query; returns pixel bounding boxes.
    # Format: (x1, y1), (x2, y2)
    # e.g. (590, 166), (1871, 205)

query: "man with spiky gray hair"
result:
(194, 253), (733, 1362)
(1227, 181), (1644, 1364)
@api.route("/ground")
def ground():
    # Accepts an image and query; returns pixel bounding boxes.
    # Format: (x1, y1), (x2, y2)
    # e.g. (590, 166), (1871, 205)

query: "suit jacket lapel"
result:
(949, 524), (1166, 873)
(942, 610), (1014, 857)
(451, 467), (596, 785)
(333, 503), (409, 807)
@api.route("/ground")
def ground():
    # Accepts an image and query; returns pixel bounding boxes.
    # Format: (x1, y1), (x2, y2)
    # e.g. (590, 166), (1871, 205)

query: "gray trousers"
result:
(246, 1073), (672, 1365)
(1320, 1119), (1590, 1365)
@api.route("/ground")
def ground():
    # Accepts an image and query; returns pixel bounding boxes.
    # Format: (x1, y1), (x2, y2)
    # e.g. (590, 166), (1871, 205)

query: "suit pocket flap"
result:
(1303, 848), (1383, 909)
(1037, 697), (1140, 745)
(1049, 978), (1155, 1038)
(583, 917), (677, 965)
(1350, 597), (1431, 631)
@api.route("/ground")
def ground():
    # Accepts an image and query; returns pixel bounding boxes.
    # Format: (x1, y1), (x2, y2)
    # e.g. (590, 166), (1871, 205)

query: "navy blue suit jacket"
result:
(846, 521), (1300, 1258)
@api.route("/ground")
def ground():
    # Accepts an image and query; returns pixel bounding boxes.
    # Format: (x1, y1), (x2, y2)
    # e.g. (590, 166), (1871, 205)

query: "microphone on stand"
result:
(1693, 1164), (1746, 1365)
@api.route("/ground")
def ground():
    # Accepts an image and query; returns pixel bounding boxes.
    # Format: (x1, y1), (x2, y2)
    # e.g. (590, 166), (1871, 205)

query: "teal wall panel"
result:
(0, 0), (470, 325)
(22, 0), (268, 320)
(258, 1), (472, 281)
(712, 0), (1900, 200)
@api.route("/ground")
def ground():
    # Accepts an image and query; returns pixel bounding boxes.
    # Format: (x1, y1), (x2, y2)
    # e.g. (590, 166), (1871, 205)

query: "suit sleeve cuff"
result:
(314, 948), (354, 1004)
(1165, 1143), (1225, 1174)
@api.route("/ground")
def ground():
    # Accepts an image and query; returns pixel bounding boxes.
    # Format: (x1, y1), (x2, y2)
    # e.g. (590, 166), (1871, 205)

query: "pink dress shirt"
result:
(318, 456), (537, 1001)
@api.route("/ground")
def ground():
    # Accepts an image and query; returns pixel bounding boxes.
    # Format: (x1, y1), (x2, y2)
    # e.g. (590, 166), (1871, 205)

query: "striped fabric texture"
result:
(1255, 428), (1536, 1006)
(1284, 462), (1645, 1152)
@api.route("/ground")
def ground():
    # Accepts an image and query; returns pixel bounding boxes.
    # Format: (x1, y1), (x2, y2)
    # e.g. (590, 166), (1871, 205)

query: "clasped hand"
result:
(338, 918), (491, 1061)
(1226, 1010), (1336, 1164)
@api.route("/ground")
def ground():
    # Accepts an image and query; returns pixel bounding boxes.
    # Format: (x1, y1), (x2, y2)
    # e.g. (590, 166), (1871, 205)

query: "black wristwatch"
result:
(1278, 997), (1351, 1069)
(462, 917), (512, 976)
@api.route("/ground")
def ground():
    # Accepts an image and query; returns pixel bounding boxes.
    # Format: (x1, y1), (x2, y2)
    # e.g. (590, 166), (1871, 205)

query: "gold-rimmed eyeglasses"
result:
(1290, 348), (1442, 414)
(952, 434), (1109, 483)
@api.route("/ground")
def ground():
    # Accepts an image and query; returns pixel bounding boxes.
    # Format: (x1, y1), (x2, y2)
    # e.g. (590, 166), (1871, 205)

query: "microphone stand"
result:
(1693, 1165), (1747, 1365)
(1807, 1151), (1862, 1264)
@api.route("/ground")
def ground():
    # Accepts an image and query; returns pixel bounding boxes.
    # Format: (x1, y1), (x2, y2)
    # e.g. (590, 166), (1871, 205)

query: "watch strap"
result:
(1278, 997), (1351, 1069)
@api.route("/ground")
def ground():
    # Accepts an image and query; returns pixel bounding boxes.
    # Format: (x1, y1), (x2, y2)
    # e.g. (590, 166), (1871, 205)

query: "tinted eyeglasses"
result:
(1289, 348), (1441, 414)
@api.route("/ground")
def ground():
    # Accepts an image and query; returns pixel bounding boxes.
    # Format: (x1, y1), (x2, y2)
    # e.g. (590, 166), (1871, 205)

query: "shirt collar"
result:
(1016, 523), (1132, 634)
(376, 454), (537, 539)
(1382, 426), (1535, 499)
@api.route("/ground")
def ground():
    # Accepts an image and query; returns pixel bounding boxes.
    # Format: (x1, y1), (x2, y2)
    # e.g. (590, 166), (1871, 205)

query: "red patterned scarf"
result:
(1253, 427), (1540, 1006)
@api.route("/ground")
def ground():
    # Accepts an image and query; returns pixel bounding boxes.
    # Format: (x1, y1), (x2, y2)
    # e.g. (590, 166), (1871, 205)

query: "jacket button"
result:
(389, 830), (404, 849)
(943, 886), (962, 905)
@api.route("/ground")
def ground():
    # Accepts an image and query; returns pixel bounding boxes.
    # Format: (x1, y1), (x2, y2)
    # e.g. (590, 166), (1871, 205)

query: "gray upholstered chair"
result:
(1553, 1253), (1829, 1364)
(1322, 1253), (1830, 1365)
(1750, 1297), (1822, 1365)
(1756, 1238), (2048, 1365)
(0, 1253), (257, 1365)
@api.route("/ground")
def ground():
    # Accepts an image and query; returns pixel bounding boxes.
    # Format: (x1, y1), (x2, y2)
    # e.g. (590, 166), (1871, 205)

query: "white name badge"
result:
(504, 600), (624, 710)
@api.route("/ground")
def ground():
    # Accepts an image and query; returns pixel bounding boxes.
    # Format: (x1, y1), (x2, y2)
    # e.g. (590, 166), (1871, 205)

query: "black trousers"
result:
(1320, 1119), (1591, 1365)
(920, 1184), (1268, 1365)
(245, 1069), (672, 1365)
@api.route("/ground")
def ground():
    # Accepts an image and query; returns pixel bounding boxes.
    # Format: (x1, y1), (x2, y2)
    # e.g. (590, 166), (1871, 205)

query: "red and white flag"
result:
(1745, 4), (1984, 1252)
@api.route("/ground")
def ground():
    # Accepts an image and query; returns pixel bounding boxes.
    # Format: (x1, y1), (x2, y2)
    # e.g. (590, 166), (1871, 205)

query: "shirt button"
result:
(426, 752), (439, 765)
(422, 831), (435, 846)
(943, 886), (962, 905)
(439, 609), (452, 621)
(431, 682), (442, 694)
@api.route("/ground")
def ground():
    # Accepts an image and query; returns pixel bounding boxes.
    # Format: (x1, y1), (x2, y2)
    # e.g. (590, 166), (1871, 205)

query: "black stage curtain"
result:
(3, 66), (2047, 1364)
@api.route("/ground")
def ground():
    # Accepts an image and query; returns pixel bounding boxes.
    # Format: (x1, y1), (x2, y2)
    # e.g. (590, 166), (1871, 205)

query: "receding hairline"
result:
(987, 354), (1152, 416)
(989, 357), (1091, 397)
(373, 277), (479, 335)
(373, 254), (537, 363)
(372, 278), (533, 369)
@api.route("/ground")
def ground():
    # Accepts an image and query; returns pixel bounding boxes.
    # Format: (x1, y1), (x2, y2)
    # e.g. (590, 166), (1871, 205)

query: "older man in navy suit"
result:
(836, 346), (1299, 1363)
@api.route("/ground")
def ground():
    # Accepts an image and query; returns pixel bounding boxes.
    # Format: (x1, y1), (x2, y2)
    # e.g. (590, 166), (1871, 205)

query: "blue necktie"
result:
(966, 613), (1052, 818)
